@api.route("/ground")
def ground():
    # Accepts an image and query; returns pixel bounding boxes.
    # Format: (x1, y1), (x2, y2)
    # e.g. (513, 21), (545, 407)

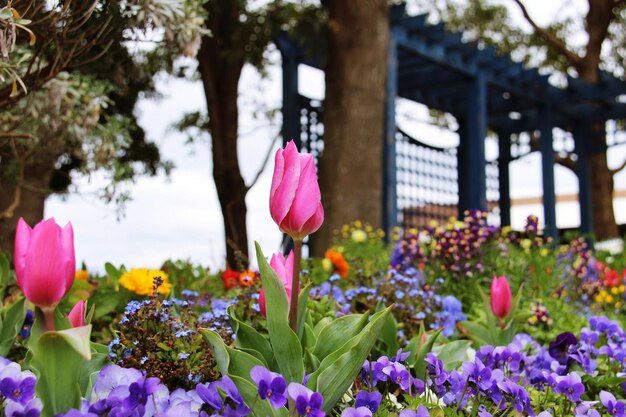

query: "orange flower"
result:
(239, 270), (256, 287)
(324, 249), (349, 278)
(75, 270), (89, 281)
(221, 269), (239, 290)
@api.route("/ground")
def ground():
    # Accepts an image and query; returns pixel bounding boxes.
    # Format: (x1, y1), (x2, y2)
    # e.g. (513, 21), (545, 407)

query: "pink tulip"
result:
(270, 140), (324, 240)
(490, 276), (512, 319)
(68, 300), (86, 327)
(259, 251), (298, 317)
(14, 218), (75, 310)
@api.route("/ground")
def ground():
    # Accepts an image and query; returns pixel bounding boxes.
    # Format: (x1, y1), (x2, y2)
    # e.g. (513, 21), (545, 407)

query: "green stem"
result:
(289, 239), (303, 333)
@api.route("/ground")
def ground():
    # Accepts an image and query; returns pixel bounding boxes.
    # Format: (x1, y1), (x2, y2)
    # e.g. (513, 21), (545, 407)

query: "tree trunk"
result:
(576, 6), (619, 240)
(0, 150), (57, 258)
(312, 0), (389, 255)
(197, 2), (249, 269)
(588, 123), (619, 240)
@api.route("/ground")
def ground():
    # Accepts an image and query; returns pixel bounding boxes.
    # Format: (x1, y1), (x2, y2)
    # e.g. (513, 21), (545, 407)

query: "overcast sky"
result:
(45, 1), (626, 273)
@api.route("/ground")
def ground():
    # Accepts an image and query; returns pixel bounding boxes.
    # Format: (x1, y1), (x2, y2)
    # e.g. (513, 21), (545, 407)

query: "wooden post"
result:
(497, 130), (512, 226)
(458, 73), (488, 217)
(539, 106), (557, 240)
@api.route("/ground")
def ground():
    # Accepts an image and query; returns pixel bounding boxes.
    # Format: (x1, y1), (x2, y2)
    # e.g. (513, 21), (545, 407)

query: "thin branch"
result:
(245, 134), (280, 191)
(0, 141), (25, 219)
(0, 132), (33, 139)
(611, 156), (626, 175)
(555, 154), (577, 172)
(512, 0), (583, 68)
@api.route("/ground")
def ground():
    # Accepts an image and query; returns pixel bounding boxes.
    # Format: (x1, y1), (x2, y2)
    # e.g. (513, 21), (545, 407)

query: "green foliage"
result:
(201, 243), (391, 415)
(108, 294), (221, 390)
(26, 308), (96, 417)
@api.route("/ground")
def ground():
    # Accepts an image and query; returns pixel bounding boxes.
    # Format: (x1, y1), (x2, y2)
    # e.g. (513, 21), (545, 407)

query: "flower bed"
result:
(2, 141), (626, 417)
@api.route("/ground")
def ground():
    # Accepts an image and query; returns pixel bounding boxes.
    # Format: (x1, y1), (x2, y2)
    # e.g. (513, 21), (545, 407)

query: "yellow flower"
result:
(321, 258), (333, 273)
(520, 239), (532, 250)
(119, 268), (171, 296)
(351, 229), (367, 243)
(606, 294), (614, 304)
(611, 287), (620, 295)
(501, 226), (512, 235)
(540, 248), (549, 257)
(75, 270), (89, 281)
(428, 220), (438, 228)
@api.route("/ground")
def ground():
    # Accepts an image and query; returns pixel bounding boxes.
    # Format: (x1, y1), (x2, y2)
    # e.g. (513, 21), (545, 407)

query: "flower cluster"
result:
(391, 210), (499, 279)
(504, 214), (550, 250)
(361, 349), (424, 396)
(311, 268), (466, 340)
(221, 269), (259, 290)
(108, 295), (221, 390)
(527, 300), (553, 326)
(0, 357), (41, 417)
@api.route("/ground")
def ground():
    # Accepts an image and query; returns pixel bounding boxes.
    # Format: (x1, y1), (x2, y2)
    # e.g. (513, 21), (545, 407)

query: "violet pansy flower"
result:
(287, 383), (324, 417)
(250, 366), (287, 408)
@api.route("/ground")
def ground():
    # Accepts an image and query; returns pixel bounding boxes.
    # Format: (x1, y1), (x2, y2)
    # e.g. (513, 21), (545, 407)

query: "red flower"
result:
(604, 269), (621, 287)
(222, 269), (239, 290)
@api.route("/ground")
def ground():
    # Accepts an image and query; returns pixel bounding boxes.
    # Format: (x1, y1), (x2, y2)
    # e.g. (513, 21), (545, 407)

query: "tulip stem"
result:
(43, 309), (55, 332)
(289, 239), (302, 333)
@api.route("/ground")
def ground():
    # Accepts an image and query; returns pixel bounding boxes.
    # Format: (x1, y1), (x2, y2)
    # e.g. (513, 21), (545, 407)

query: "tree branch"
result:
(512, 0), (583, 68)
(611, 156), (626, 175)
(0, 132), (33, 140)
(245, 133), (280, 192)
(0, 141), (25, 220)
(555, 154), (577, 173)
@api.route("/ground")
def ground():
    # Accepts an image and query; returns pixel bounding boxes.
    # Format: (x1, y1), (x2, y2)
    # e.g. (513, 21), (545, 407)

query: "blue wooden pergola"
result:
(277, 4), (626, 240)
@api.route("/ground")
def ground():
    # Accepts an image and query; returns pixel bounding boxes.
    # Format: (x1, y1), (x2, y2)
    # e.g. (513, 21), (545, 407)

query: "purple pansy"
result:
(600, 391), (626, 417)
(555, 373), (585, 402)
(341, 407), (372, 417)
(399, 405), (429, 417)
(250, 366), (287, 408)
(355, 390), (382, 412)
(4, 398), (43, 417)
(287, 383), (325, 417)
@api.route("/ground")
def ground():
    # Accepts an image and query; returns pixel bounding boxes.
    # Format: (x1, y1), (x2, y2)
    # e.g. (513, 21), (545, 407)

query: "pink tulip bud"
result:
(68, 300), (86, 327)
(259, 251), (298, 318)
(490, 276), (512, 319)
(14, 218), (76, 310)
(270, 140), (324, 240)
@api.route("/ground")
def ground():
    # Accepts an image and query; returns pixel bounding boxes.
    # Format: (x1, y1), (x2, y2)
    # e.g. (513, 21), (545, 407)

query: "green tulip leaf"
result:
(255, 242), (304, 383)
(297, 283), (310, 339)
(228, 307), (275, 368)
(30, 325), (93, 417)
(312, 313), (368, 360)
(200, 329), (230, 373)
(308, 306), (391, 411)
(435, 340), (472, 372)
(0, 297), (26, 356)
(380, 313), (399, 356)
(409, 327), (443, 381)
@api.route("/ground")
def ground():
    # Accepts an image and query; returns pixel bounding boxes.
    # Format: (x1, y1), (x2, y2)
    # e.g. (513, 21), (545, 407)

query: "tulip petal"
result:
(281, 154), (322, 238)
(259, 288), (267, 317)
(68, 300), (86, 328)
(61, 222), (76, 293)
(14, 218), (32, 286)
(270, 142), (300, 226)
(300, 203), (325, 239)
(21, 219), (70, 308)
